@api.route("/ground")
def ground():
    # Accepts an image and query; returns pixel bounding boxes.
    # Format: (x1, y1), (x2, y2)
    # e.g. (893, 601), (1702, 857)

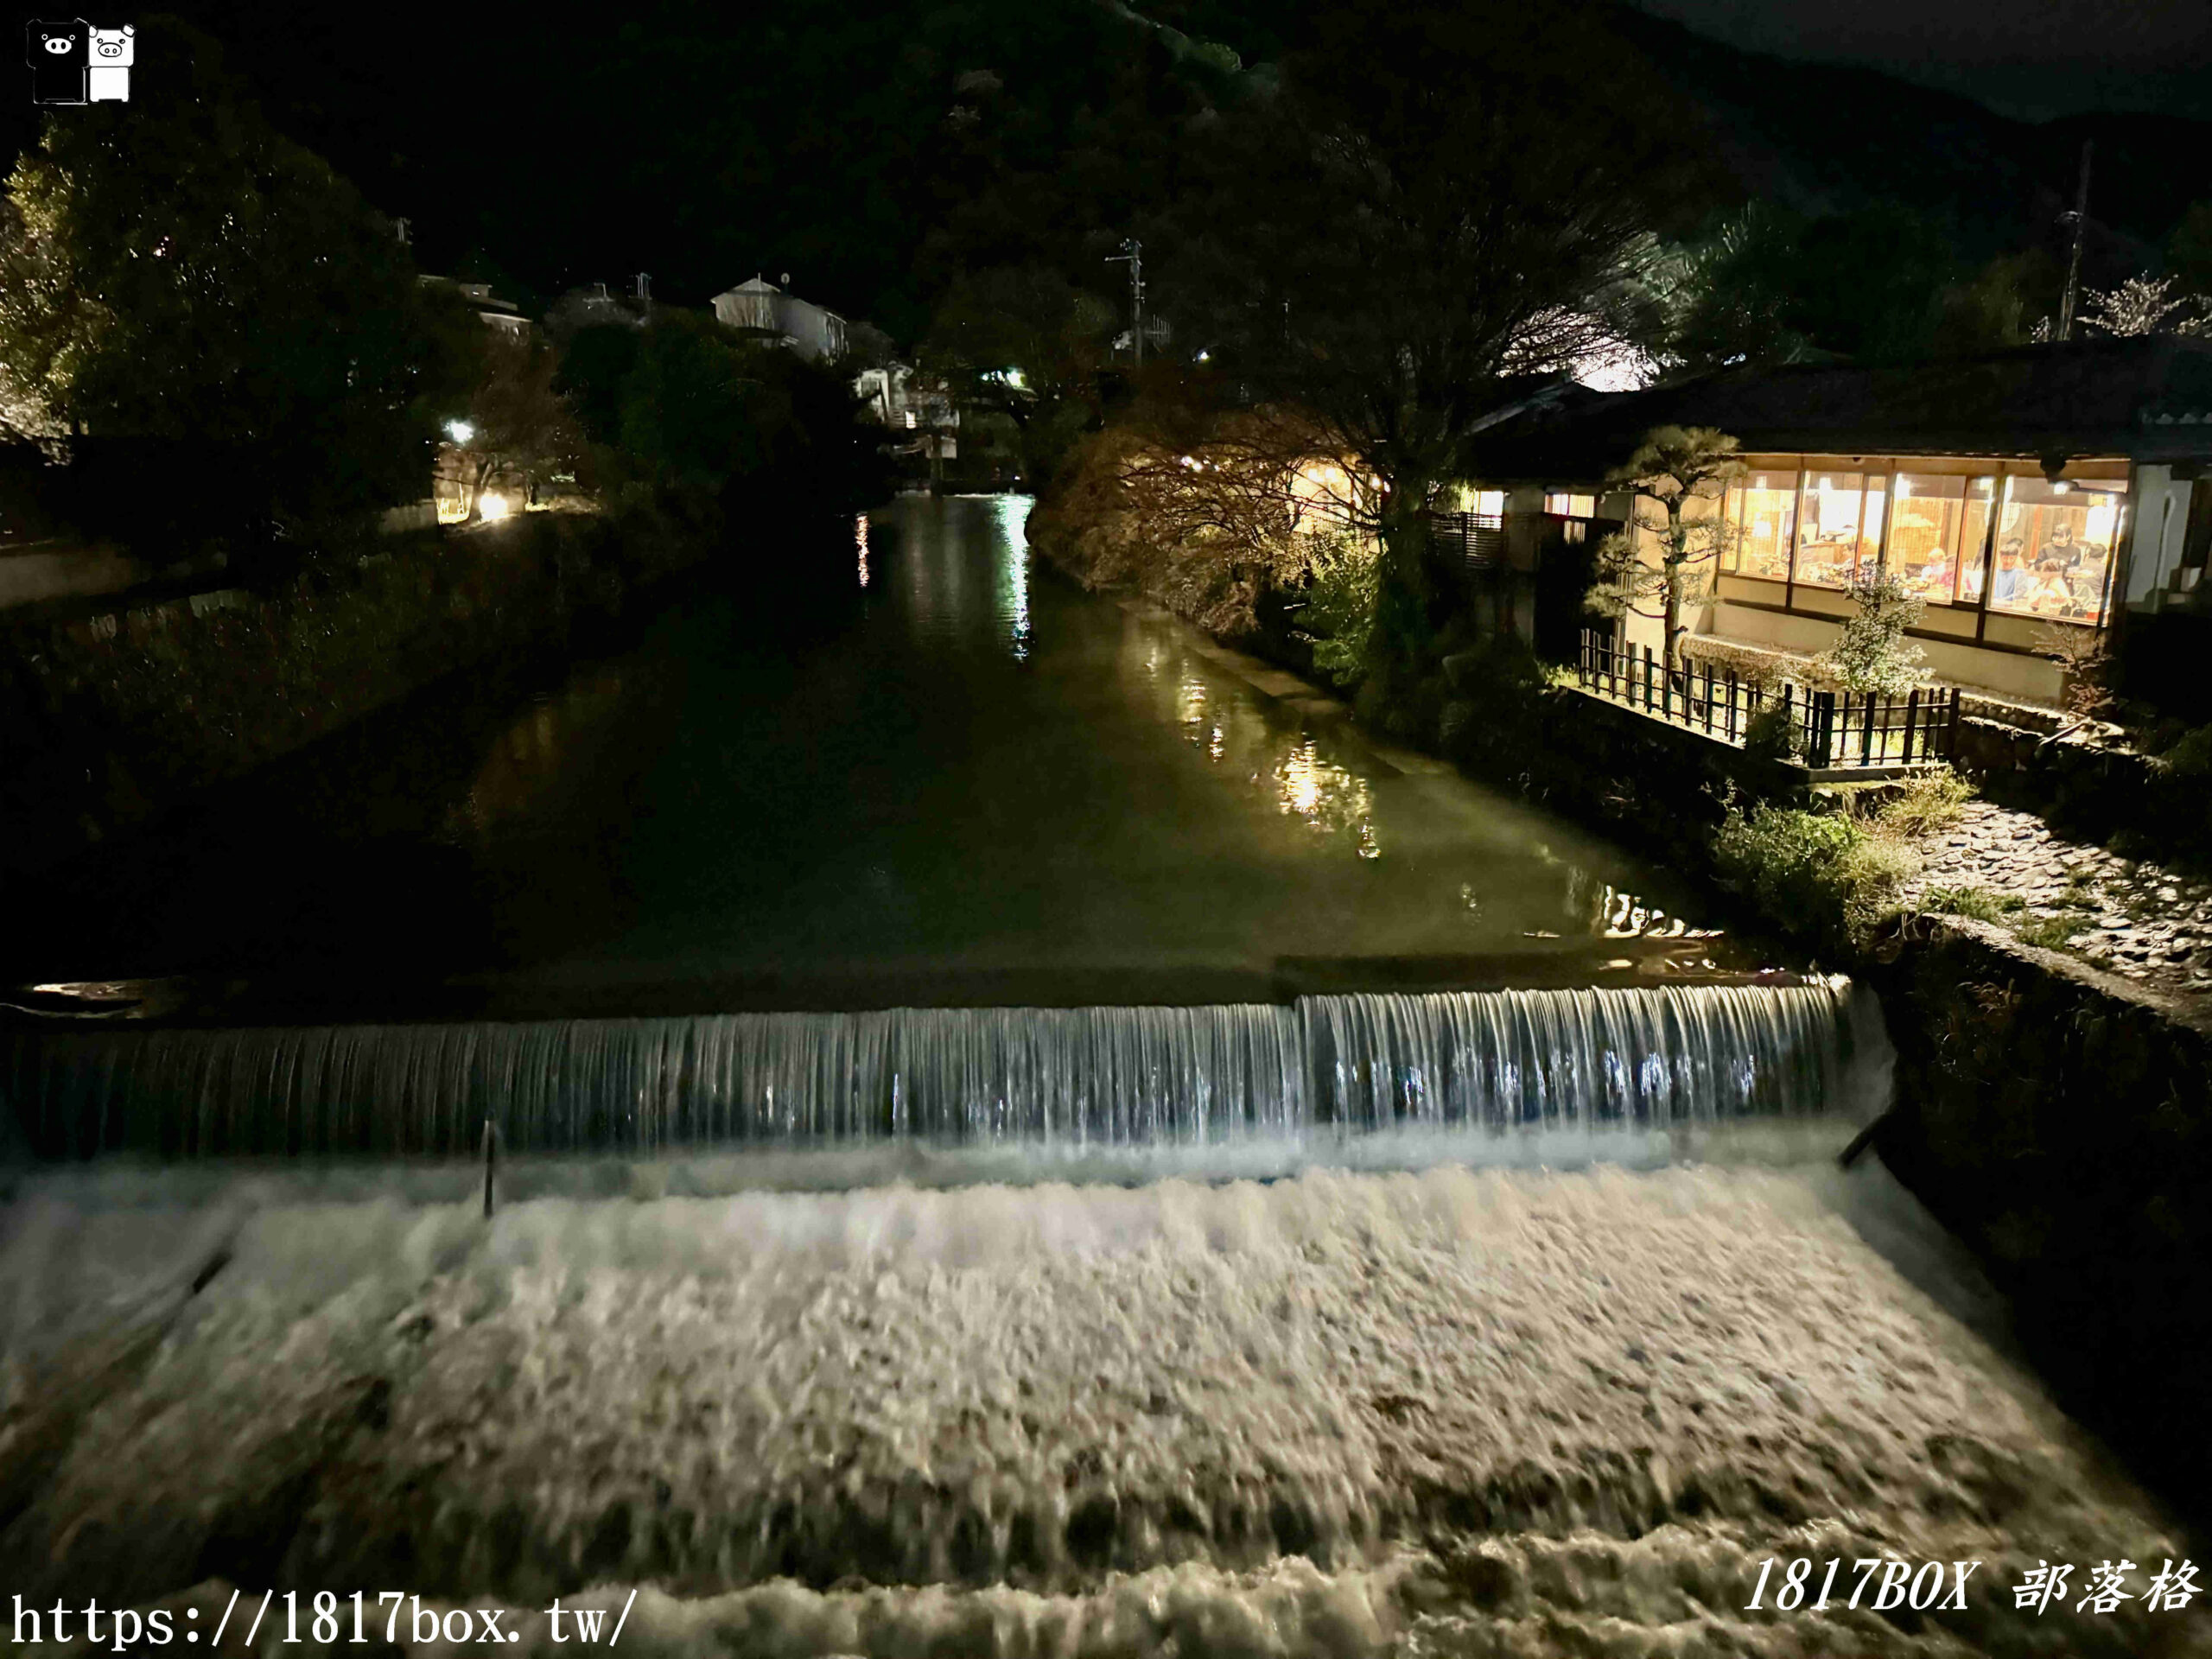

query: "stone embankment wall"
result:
(1872, 918), (2212, 1500)
(0, 512), (690, 872)
(1953, 715), (2209, 855)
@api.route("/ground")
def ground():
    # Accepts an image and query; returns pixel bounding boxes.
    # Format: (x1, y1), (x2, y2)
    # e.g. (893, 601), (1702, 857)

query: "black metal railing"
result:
(1576, 628), (1960, 769)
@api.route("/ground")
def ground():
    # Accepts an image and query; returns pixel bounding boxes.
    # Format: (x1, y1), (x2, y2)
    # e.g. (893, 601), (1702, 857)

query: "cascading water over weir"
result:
(3, 980), (1879, 1160)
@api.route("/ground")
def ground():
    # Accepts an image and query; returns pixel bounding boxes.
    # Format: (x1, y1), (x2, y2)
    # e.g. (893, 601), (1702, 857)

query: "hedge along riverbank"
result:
(0, 507), (714, 873)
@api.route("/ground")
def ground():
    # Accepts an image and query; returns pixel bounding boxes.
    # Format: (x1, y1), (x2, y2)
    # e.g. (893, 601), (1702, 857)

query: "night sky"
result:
(1628, 0), (2212, 120)
(7, 0), (2208, 327)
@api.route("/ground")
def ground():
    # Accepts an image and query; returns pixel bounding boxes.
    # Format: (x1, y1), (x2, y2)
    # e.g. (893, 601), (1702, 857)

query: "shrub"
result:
(1741, 702), (1802, 762)
(2163, 724), (2212, 779)
(1875, 766), (1974, 837)
(1712, 802), (1917, 951)
(1299, 531), (1380, 690)
(1823, 568), (1927, 694)
(1923, 886), (2012, 922)
(2016, 913), (2088, 954)
(2037, 623), (2116, 723)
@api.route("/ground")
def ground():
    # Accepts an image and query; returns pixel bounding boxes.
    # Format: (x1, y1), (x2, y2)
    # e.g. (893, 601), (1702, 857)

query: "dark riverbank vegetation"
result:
(0, 22), (893, 868)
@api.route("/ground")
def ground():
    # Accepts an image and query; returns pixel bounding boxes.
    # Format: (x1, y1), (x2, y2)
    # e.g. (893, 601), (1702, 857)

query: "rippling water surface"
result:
(1, 1159), (2194, 1656)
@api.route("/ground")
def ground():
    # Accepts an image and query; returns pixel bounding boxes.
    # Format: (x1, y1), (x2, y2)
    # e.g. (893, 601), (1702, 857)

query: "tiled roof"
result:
(1465, 338), (2212, 479)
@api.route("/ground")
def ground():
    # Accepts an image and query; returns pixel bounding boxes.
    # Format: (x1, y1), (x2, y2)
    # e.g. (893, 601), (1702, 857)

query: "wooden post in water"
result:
(481, 1118), (498, 1219)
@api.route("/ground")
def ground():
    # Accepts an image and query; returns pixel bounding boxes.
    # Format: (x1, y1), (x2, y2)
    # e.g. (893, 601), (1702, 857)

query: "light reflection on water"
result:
(417, 495), (1738, 978)
(1147, 645), (1383, 858)
(442, 666), (632, 839)
(995, 495), (1032, 660)
(1117, 608), (1732, 949)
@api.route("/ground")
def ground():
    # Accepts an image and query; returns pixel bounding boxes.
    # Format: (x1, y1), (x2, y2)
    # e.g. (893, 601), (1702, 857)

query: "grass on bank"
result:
(1710, 766), (1980, 955)
(1921, 886), (2025, 924)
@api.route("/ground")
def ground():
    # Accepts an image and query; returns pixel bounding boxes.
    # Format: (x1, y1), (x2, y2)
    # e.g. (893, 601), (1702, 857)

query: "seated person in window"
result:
(2043, 520), (2083, 573)
(1990, 543), (2025, 606)
(2025, 565), (2074, 613)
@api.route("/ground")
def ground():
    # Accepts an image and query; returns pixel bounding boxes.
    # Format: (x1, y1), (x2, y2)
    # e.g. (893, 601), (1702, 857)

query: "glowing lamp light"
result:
(479, 495), (511, 521)
(446, 419), (476, 443)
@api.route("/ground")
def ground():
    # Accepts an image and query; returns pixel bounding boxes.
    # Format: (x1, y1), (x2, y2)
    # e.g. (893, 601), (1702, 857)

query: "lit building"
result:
(1459, 338), (2212, 709)
(419, 276), (533, 340)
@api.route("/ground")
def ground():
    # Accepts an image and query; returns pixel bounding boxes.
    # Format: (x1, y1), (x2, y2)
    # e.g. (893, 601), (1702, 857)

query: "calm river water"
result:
(12, 495), (1742, 1013)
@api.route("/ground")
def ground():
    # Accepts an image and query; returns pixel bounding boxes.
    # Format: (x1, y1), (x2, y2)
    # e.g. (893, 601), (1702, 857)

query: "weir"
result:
(3, 980), (1873, 1160)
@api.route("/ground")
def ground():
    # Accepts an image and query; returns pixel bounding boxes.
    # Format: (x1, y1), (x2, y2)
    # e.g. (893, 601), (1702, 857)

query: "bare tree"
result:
(1174, 0), (1707, 673)
(1034, 391), (1358, 634)
(1585, 426), (1744, 672)
(445, 332), (582, 521)
(2082, 274), (2206, 338)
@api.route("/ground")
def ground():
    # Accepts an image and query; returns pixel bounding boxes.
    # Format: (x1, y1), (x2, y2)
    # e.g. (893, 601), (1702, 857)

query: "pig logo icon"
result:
(27, 21), (130, 105)
(28, 20), (87, 105)
(87, 24), (130, 101)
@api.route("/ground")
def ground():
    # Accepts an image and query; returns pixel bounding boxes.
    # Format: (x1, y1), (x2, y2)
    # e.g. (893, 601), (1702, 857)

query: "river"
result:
(7, 495), (1737, 1014)
(1, 498), (2201, 1656)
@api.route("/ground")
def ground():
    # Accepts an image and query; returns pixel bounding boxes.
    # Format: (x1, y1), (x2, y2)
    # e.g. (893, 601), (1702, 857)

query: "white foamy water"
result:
(1, 1156), (2198, 1656)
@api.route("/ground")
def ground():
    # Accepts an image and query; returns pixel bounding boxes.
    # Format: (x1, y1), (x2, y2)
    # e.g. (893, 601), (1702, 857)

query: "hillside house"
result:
(710, 276), (849, 362)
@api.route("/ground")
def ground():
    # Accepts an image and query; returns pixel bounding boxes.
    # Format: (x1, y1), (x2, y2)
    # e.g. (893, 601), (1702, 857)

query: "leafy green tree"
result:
(553, 324), (646, 450)
(598, 310), (890, 545)
(1586, 427), (1745, 673)
(0, 20), (454, 545)
(919, 265), (1115, 486)
(442, 329), (584, 521)
(1173, 0), (1706, 677)
(1667, 202), (1973, 369)
(2171, 201), (2212, 301)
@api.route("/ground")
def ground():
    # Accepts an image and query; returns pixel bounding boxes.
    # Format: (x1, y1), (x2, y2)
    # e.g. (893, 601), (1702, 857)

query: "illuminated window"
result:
(1724, 470), (1796, 579)
(1859, 476), (1888, 572)
(1888, 474), (1994, 605)
(1795, 473), (1867, 588)
(1470, 489), (1506, 518)
(1988, 475), (2126, 625)
(1544, 492), (1597, 518)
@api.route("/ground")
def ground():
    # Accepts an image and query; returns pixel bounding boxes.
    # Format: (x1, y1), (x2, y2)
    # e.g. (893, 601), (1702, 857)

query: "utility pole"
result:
(2056, 140), (2094, 342)
(1107, 238), (1145, 366)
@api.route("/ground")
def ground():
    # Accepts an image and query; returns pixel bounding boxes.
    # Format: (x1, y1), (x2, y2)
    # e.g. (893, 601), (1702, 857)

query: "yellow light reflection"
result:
(1274, 736), (1377, 847)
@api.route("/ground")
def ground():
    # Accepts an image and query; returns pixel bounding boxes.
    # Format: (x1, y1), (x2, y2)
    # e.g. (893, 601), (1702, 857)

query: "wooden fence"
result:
(1577, 628), (1959, 769)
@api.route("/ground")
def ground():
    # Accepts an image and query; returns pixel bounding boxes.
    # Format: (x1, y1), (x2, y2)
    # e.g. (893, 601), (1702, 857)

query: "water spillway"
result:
(3, 981), (1873, 1161)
